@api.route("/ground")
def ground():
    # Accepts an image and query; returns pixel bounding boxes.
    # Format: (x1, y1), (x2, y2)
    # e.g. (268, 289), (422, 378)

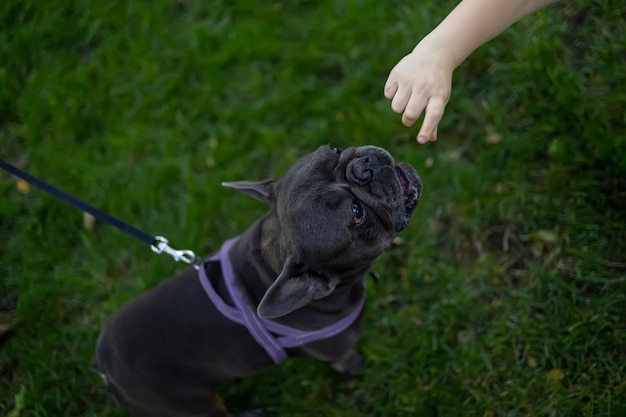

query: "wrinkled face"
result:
(274, 145), (422, 277)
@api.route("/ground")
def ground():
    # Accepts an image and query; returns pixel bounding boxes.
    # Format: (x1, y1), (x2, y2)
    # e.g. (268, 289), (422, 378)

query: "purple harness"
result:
(197, 237), (365, 364)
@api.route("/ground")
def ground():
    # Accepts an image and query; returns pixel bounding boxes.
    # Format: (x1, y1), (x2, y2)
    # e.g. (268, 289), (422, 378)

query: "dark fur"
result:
(94, 145), (422, 416)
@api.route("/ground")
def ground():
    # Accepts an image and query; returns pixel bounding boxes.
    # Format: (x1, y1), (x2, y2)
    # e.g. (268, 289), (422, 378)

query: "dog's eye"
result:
(352, 202), (365, 225)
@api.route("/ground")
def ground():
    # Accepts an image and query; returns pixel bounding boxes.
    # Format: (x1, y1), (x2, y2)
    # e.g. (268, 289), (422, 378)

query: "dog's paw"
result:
(331, 350), (367, 378)
(231, 409), (267, 417)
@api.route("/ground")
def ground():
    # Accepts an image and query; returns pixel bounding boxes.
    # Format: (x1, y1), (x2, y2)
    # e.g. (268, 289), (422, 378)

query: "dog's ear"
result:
(257, 256), (339, 319)
(221, 180), (275, 204)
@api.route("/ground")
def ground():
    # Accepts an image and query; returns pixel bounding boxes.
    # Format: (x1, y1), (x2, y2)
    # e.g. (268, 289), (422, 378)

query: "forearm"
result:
(421, 0), (557, 68)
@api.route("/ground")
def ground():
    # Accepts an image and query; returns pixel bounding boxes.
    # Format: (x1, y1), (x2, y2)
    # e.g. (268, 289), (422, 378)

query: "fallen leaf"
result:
(456, 329), (476, 345)
(486, 132), (502, 144)
(83, 212), (96, 231)
(485, 126), (502, 144)
(548, 368), (564, 381)
(530, 229), (559, 244)
(16, 179), (29, 194)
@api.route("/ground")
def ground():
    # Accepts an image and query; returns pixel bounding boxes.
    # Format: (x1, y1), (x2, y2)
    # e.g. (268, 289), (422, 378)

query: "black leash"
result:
(0, 158), (201, 269)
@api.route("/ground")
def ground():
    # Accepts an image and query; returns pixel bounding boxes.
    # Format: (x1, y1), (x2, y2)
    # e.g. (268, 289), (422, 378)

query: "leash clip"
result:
(151, 236), (202, 270)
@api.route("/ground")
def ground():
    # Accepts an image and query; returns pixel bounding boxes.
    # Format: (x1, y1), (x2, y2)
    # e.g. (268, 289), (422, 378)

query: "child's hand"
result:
(384, 40), (455, 144)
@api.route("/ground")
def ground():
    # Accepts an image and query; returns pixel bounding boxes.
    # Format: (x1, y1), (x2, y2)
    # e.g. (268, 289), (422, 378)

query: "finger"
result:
(430, 127), (438, 142)
(417, 97), (446, 143)
(384, 80), (398, 100)
(401, 93), (428, 127)
(418, 127), (439, 144)
(390, 87), (411, 115)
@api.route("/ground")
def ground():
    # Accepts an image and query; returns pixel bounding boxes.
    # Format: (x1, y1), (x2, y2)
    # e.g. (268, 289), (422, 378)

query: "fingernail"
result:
(417, 136), (427, 144)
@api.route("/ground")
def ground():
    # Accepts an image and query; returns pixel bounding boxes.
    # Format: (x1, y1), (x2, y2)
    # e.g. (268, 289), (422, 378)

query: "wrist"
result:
(412, 34), (461, 73)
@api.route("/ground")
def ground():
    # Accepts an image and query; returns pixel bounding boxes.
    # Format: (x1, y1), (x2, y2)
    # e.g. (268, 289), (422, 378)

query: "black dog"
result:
(93, 145), (422, 416)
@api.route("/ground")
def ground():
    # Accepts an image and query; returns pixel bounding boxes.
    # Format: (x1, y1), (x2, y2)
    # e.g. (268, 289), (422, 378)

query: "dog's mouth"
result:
(394, 162), (422, 228)
(329, 145), (422, 231)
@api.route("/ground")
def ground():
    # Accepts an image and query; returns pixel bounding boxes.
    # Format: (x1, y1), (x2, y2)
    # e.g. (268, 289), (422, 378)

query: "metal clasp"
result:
(151, 236), (202, 270)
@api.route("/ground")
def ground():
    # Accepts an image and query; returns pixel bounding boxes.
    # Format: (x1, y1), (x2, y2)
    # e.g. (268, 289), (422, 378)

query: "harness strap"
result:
(197, 237), (365, 364)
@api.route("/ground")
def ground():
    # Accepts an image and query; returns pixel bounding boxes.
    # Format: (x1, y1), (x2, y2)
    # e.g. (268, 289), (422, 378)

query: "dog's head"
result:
(223, 145), (422, 318)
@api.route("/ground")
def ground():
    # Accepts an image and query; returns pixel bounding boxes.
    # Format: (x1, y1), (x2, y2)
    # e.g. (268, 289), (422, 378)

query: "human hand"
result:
(384, 40), (455, 144)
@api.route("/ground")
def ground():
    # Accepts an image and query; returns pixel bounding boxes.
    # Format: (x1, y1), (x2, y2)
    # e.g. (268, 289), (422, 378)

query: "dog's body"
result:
(94, 145), (422, 416)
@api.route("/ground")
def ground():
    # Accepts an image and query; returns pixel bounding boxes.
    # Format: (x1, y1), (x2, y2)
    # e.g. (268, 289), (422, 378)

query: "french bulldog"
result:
(93, 144), (422, 416)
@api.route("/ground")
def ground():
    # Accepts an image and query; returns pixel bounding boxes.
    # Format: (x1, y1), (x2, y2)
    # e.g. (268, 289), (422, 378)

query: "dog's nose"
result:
(348, 155), (381, 185)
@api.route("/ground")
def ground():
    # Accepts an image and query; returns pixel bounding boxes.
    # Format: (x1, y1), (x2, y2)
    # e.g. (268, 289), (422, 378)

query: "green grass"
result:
(1, 0), (625, 416)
